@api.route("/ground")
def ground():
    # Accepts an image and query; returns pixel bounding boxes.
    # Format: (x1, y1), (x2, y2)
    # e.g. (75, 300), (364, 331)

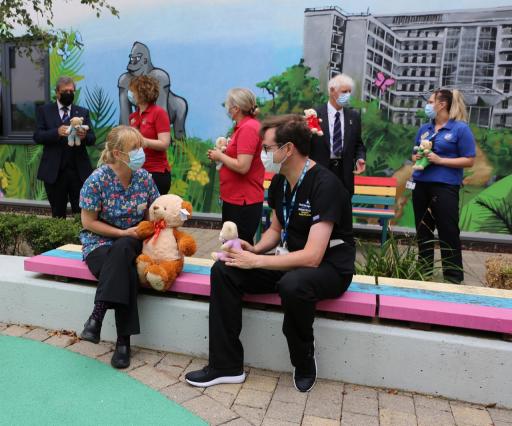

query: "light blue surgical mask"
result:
(123, 147), (145, 171)
(424, 104), (436, 120)
(260, 144), (287, 174)
(336, 93), (351, 107)
(127, 90), (136, 106)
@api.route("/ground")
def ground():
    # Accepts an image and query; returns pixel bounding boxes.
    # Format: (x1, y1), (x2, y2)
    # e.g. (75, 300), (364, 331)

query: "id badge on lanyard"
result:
(276, 159), (310, 256)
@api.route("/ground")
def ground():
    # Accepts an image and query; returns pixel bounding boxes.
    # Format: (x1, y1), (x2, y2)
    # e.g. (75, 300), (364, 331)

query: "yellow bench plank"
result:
(354, 185), (396, 197)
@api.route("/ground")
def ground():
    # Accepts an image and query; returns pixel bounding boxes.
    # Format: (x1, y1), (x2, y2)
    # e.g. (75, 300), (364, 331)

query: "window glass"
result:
(9, 46), (46, 132)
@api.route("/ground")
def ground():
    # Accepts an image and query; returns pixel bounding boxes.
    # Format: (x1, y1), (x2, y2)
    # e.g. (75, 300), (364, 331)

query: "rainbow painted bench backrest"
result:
(24, 245), (512, 334)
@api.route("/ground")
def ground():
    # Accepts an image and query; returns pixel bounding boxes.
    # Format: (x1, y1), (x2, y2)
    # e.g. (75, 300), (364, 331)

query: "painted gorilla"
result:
(118, 42), (188, 139)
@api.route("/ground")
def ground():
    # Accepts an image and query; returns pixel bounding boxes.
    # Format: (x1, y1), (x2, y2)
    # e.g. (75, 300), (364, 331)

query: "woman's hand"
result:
(122, 226), (142, 239)
(427, 151), (443, 165)
(224, 247), (261, 269)
(207, 149), (222, 162)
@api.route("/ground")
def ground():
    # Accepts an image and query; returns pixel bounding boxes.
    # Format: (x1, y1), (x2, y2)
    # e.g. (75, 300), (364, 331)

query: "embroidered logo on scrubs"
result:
(421, 131), (429, 139)
(130, 118), (136, 125)
(444, 133), (453, 141)
(142, 119), (147, 125)
(298, 200), (312, 217)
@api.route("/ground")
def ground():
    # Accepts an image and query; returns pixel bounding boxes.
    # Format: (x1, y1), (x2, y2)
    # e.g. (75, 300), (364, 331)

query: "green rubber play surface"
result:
(0, 335), (206, 425)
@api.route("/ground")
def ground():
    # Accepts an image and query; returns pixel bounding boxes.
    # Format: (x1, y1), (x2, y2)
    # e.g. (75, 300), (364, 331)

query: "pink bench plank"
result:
(380, 296), (512, 334)
(24, 255), (376, 317)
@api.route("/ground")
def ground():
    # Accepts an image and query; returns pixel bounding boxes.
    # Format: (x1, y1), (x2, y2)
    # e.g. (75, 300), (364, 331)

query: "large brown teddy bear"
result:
(135, 194), (197, 291)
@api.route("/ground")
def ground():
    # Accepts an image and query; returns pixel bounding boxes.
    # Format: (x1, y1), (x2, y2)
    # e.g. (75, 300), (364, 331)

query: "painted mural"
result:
(0, 0), (511, 235)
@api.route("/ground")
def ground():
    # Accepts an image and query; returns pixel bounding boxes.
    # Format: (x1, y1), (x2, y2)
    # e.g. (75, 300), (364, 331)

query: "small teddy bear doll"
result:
(412, 140), (433, 171)
(304, 109), (323, 136)
(214, 137), (230, 170)
(211, 221), (242, 262)
(66, 116), (89, 147)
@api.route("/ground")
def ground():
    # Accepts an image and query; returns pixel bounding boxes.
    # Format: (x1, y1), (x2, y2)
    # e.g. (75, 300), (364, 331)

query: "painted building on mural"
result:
(304, 6), (512, 128)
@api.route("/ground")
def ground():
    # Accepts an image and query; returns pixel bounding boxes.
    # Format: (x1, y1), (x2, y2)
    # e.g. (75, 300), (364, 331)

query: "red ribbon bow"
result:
(146, 219), (166, 244)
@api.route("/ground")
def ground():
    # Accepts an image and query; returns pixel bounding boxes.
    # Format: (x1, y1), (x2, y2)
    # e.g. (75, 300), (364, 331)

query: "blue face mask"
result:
(336, 93), (351, 107)
(424, 104), (436, 119)
(127, 90), (136, 106)
(123, 148), (145, 171)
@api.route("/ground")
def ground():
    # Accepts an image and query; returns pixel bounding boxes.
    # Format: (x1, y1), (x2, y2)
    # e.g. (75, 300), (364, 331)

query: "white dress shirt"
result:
(327, 102), (344, 159)
(57, 100), (72, 120)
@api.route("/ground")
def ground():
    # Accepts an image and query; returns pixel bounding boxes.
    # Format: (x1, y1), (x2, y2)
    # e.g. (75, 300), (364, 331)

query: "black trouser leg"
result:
(277, 266), (352, 367)
(150, 171), (171, 195)
(412, 182), (436, 275)
(66, 166), (83, 214)
(429, 184), (464, 283)
(208, 261), (282, 370)
(221, 201), (263, 243)
(85, 237), (143, 336)
(44, 174), (68, 218)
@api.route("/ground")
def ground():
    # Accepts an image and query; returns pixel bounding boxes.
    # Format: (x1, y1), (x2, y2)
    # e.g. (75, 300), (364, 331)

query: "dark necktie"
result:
(333, 111), (343, 157)
(61, 107), (70, 124)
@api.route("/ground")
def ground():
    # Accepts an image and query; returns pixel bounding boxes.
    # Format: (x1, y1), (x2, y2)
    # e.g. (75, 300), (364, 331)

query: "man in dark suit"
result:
(310, 74), (366, 196)
(34, 76), (96, 218)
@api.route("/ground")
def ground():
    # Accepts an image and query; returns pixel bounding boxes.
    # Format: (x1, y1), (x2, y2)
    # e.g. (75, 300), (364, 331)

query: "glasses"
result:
(261, 144), (281, 154)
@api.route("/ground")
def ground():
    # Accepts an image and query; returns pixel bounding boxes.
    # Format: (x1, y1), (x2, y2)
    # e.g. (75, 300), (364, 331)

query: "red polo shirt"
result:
(129, 103), (171, 173)
(219, 116), (264, 205)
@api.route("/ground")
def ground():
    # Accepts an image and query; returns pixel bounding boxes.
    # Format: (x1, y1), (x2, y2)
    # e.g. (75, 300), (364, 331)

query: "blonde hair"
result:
(225, 88), (259, 117)
(98, 126), (143, 166)
(434, 88), (468, 122)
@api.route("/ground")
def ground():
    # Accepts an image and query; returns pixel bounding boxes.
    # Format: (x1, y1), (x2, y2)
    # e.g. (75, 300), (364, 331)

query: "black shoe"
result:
(185, 365), (246, 387)
(293, 345), (317, 392)
(80, 317), (102, 344)
(111, 342), (131, 369)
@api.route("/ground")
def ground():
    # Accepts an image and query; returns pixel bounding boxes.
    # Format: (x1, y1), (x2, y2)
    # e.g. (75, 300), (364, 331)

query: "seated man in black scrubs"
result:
(185, 114), (355, 392)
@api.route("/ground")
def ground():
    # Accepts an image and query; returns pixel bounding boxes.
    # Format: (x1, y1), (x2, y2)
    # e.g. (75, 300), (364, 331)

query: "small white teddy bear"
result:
(65, 116), (89, 147)
(214, 136), (230, 170)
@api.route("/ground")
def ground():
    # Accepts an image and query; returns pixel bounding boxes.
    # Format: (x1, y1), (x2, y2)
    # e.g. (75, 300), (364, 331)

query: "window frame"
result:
(0, 42), (50, 144)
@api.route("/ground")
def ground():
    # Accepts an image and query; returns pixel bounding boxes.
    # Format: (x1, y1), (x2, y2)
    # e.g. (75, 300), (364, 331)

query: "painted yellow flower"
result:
(0, 169), (8, 189)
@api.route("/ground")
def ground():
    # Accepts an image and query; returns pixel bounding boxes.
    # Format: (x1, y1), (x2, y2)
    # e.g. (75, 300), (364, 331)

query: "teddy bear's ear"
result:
(182, 201), (193, 215)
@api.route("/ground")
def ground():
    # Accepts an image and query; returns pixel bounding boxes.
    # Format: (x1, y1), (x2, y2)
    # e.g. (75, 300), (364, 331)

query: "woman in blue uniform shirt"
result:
(412, 89), (476, 284)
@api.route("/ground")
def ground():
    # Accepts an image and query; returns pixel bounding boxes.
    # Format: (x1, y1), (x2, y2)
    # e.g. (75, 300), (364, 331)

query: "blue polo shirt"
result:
(412, 119), (476, 186)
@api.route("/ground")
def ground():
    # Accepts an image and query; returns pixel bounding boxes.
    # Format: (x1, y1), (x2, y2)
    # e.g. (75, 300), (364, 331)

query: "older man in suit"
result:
(310, 74), (366, 195)
(34, 76), (96, 218)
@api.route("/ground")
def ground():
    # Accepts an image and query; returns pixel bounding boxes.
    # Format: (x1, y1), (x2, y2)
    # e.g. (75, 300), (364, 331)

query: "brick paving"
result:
(2, 324), (510, 425)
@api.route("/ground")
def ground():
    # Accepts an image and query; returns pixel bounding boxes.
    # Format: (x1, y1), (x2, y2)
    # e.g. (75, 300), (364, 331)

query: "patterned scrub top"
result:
(79, 164), (160, 259)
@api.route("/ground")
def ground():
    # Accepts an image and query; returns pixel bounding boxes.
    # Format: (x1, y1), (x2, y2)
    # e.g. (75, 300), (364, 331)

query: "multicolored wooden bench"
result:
(23, 245), (512, 335)
(352, 175), (396, 246)
(258, 174), (397, 245)
(23, 245), (377, 317)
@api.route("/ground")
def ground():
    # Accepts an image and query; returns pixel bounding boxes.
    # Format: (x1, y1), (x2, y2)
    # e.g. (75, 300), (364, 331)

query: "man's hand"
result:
(224, 247), (260, 269)
(77, 127), (87, 140)
(354, 159), (366, 175)
(58, 125), (69, 137)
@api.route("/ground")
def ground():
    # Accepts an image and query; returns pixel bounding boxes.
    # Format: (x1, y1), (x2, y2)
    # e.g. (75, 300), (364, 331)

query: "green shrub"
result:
(0, 213), (81, 255)
(355, 236), (453, 281)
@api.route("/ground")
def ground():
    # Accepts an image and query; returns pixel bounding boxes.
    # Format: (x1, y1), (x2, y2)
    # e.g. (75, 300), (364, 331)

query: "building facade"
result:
(303, 6), (512, 128)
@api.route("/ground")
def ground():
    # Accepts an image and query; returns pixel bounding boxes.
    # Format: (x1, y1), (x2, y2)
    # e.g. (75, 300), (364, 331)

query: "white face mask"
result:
(260, 144), (287, 174)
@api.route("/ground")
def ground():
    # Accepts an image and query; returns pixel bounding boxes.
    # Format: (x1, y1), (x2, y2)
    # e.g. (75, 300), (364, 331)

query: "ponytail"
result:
(449, 89), (468, 122)
(97, 125), (143, 167)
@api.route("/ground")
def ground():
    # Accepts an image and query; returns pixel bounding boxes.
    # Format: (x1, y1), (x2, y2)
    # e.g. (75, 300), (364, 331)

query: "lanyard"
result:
(281, 159), (310, 246)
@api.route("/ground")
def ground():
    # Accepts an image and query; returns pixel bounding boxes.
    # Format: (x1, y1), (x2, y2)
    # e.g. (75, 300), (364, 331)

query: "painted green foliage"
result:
(1, 42), (511, 234)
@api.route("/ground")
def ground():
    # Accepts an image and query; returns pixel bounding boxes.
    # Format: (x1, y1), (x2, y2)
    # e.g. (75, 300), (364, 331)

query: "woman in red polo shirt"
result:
(128, 75), (171, 195)
(207, 88), (264, 243)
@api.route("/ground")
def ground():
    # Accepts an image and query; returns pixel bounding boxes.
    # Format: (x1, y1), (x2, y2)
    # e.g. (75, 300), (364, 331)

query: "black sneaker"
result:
(185, 365), (246, 387)
(293, 344), (317, 392)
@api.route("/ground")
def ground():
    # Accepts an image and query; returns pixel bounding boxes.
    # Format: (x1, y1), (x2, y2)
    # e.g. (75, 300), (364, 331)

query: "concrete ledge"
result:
(1, 255), (512, 408)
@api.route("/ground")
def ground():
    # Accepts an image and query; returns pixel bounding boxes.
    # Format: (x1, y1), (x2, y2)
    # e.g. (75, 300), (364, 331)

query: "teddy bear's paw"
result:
(75, 140), (81, 146)
(211, 251), (218, 261)
(146, 271), (167, 291)
(68, 141), (75, 147)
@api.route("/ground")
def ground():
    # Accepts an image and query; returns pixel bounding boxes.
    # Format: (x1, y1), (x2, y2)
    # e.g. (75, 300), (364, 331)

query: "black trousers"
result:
(85, 237), (143, 336)
(150, 170), (171, 195)
(208, 260), (352, 371)
(44, 166), (83, 218)
(328, 158), (353, 196)
(221, 200), (263, 243)
(412, 181), (464, 283)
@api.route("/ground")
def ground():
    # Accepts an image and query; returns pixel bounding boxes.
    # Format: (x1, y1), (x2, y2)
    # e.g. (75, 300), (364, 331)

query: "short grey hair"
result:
(328, 74), (355, 91)
(55, 76), (76, 91)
